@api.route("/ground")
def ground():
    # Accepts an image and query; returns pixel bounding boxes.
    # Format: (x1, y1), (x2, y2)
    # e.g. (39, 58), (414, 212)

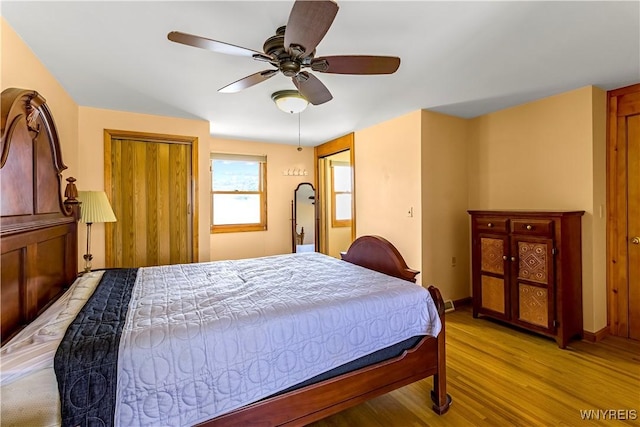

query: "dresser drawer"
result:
(510, 219), (553, 237)
(474, 217), (509, 233)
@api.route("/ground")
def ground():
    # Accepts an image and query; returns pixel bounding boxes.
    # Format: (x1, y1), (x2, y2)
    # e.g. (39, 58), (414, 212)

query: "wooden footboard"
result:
(199, 237), (451, 426)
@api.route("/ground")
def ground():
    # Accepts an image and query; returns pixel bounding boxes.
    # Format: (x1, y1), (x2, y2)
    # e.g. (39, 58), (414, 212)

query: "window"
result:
(331, 161), (352, 227)
(211, 153), (267, 233)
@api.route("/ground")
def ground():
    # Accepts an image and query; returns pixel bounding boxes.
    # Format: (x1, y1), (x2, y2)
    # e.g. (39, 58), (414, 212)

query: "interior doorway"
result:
(104, 129), (198, 267)
(314, 133), (355, 257)
(607, 83), (640, 340)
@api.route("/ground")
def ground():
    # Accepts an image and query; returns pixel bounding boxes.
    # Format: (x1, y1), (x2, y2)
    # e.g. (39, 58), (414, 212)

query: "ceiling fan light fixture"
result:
(272, 90), (308, 114)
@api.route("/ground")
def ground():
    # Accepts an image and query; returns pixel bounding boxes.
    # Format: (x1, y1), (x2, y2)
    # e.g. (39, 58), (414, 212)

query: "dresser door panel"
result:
(512, 237), (555, 332)
(478, 235), (509, 318)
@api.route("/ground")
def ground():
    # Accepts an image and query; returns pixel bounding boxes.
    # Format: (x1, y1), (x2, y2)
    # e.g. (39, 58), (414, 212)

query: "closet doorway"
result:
(314, 133), (355, 257)
(104, 130), (198, 268)
(607, 83), (640, 340)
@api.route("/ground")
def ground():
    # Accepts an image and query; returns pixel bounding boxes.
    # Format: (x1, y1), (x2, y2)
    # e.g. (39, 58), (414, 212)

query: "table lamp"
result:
(78, 191), (117, 272)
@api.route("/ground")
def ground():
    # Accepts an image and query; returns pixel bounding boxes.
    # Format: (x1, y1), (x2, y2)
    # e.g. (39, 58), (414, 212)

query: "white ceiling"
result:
(2, 1), (639, 146)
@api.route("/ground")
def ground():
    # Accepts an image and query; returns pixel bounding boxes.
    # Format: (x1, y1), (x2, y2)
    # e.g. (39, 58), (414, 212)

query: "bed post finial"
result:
(63, 177), (81, 220)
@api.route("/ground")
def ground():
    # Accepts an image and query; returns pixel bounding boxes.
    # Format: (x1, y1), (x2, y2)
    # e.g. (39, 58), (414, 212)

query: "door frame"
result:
(314, 133), (356, 254)
(606, 83), (640, 337)
(104, 129), (199, 264)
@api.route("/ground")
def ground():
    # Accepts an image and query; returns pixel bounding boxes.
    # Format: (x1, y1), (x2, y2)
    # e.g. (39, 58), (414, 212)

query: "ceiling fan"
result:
(167, 0), (400, 106)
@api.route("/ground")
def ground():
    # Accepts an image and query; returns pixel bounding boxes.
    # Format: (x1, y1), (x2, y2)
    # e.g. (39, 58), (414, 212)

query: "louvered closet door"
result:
(106, 138), (192, 267)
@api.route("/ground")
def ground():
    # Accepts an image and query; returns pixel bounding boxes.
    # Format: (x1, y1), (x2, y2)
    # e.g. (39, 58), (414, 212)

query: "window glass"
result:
(333, 165), (352, 192)
(212, 194), (261, 225)
(331, 163), (352, 227)
(212, 160), (260, 192)
(210, 154), (267, 233)
(335, 193), (352, 221)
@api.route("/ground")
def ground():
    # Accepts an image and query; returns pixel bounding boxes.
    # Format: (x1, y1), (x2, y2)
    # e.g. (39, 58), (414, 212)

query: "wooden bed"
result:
(0, 88), (451, 425)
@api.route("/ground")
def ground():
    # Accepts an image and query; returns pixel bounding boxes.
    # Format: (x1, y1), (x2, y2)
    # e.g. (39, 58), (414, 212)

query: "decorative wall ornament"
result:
(282, 168), (308, 176)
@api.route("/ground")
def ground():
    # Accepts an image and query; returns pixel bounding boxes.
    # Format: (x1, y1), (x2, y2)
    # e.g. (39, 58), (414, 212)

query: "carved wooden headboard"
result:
(1, 88), (80, 345)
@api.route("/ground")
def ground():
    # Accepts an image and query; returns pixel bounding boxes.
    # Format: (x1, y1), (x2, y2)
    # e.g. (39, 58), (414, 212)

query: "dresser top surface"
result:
(468, 210), (585, 217)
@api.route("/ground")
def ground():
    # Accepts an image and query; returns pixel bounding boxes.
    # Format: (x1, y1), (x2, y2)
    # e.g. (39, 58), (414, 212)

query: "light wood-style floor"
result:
(309, 306), (640, 426)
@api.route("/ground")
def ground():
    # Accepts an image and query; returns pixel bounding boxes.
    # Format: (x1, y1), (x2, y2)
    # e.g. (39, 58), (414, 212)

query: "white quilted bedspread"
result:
(115, 252), (442, 426)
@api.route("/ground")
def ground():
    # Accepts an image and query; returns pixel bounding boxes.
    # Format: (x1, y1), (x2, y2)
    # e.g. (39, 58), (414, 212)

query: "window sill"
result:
(211, 224), (267, 234)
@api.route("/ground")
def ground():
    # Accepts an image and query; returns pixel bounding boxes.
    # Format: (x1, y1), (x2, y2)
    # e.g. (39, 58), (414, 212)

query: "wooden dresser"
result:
(468, 210), (584, 348)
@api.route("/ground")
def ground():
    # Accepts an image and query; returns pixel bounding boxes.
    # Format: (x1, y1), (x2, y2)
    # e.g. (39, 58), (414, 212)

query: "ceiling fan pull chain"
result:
(297, 113), (303, 151)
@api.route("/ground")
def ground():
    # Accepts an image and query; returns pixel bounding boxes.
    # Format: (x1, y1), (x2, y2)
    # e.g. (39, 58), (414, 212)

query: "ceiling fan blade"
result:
(293, 72), (333, 105)
(310, 55), (401, 75)
(219, 69), (278, 93)
(284, 0), (339, 57)
(168, 31), (271, 60)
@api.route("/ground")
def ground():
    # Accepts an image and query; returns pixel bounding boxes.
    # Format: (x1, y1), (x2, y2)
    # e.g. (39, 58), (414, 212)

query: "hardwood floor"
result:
(309, 306), (640, 426)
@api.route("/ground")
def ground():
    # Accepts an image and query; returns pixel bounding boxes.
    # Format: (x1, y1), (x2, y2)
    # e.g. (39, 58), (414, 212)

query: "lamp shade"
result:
(78, 191), (117, 224)
(272, 90), (308, 114)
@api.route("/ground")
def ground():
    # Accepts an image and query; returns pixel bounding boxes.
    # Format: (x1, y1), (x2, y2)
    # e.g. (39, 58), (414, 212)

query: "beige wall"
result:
(1, 18), (79, 179)
(209, 138), (314, 260)
(355, 110), (423, 283)
(421, 110), (471, 300)
(590, 87), (608, 332)
(78, 107), (212, 268)
(468, 86), (607, 332)
(354, 86), (606, 332)
(354, 110), (471, 299)
(468, 87), (596, 210)
(2, 18), (214, 267)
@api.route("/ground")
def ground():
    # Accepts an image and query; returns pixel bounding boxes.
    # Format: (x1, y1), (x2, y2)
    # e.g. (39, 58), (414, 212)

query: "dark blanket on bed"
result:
(54, 269), (138, 427)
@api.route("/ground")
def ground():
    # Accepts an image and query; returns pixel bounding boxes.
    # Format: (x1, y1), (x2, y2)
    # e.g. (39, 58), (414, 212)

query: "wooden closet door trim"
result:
(103, 129), (199, 266)
(314, 133), (356, 245)
(606, 83), (640, 337)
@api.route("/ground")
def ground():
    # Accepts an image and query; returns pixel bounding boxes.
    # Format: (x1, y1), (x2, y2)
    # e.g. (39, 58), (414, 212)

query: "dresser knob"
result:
(503, 255), (508, 260)
(511, 256), (516, 262)
(526, 225), (533, 230)
(487, 222), (493, 228)
(632, 236), (640, 245)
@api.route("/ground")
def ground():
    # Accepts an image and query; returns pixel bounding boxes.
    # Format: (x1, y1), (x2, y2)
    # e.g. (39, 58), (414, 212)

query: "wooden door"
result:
(607, 83), (640, 340)
(105, 131), (197, 268)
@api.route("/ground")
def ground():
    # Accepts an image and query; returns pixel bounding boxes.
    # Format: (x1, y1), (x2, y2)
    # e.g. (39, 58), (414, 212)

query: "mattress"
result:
(1, 252), (441, 426)
(1, 271), (104, 426)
